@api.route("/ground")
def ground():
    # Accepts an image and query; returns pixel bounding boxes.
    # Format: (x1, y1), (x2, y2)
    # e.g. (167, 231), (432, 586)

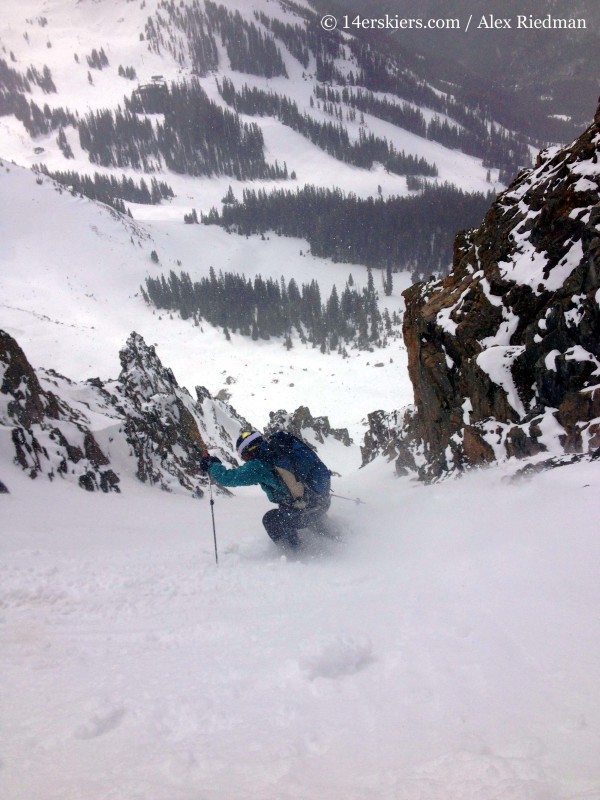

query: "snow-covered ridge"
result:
(0, 327), (355, 494)
(0, 328), (229, 494)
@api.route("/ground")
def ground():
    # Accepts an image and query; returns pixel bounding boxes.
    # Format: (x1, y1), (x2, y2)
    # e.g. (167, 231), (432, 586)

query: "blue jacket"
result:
(208, 458), (291, 505)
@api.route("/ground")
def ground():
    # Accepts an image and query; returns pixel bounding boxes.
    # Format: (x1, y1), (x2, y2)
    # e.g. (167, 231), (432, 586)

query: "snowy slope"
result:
(2, 453), (600, 799)
(0, 159), (412, 443)
(1, 4), (599, 797)
(0, 0), (510, 440)
(0, 0), (502, 202)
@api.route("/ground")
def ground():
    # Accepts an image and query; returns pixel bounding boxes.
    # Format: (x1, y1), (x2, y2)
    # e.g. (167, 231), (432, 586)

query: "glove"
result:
(199, 454), (221, 473)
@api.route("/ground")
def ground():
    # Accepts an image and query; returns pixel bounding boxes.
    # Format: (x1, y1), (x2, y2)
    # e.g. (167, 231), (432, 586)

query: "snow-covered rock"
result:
(1, 329), (354, 493)
(0, 329), (253, 494)
(369, 101), (600, 478)
(265, 405), (352, 447)
(0, 328), (120, 492)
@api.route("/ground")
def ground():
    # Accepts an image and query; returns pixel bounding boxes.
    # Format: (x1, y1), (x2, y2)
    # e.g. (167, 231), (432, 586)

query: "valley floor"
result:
(1, 459), (600, 799)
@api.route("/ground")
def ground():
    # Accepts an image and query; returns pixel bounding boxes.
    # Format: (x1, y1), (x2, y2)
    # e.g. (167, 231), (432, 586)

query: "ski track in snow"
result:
(2, 461), (600, 800)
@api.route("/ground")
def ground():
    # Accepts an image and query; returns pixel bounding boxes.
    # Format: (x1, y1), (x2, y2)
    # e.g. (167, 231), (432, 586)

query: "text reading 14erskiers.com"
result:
(336, 14), (587, 31)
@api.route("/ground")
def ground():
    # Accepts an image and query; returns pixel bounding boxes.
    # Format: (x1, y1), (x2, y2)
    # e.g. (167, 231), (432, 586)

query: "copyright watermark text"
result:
(320, 13), (587, 32)
(320, 14), (460, 31)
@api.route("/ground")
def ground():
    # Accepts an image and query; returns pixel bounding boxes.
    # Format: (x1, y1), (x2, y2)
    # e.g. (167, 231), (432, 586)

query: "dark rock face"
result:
(0, 330), (59, 427)
(367, 105), (600, 479)
(111, 333), (208, 494)
(1, 330), (119, 490)
(360, 406), (422, 476)
(1, 330), (246, 495)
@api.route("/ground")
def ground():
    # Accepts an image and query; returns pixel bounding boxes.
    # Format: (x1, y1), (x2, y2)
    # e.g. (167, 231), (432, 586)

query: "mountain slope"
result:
(320, 0), (600, 134)
(0, 0), (518, 224)
(1, 4), (599, 797)
(0, 158), (414, 440)
(1, 0), (501, 437)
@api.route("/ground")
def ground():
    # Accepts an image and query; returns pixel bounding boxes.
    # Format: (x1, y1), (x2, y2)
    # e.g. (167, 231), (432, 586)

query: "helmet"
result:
(236, 430), (263, 460)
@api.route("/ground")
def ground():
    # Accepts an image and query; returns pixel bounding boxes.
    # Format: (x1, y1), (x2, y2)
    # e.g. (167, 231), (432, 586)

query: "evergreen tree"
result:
(201, 182), (493, 275)
(384, 264), (393, 296)
(143, 268), (403, 354)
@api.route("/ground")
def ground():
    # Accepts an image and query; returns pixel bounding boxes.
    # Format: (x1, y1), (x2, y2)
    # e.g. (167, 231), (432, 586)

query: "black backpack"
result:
(263, 431), (331, 500)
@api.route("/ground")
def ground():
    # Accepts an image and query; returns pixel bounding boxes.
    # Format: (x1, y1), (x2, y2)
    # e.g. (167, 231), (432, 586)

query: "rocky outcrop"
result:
(360, 406), (424, 475)
(0, 330), (60, 426)
(369, 103), (600, 479)
(266, 406), (352, 447)
(1, 329), (353, 494)
(1, 330), (248, 495)
(1, 330), (120, 491)
(107, 333), (209, 494)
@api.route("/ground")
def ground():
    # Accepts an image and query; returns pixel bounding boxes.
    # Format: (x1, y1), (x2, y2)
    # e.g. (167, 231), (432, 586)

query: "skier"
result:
(200, 430), (331, 548)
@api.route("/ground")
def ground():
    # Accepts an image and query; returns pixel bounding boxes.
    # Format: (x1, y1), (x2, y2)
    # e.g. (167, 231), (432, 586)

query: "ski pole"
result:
(330, 492), (366, 506)
(207, 470), (219, 565)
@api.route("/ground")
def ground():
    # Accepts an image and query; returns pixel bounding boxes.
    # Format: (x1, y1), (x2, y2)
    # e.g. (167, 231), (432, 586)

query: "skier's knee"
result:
(263, 509), (285, 542)
(263, 508), (301, 547)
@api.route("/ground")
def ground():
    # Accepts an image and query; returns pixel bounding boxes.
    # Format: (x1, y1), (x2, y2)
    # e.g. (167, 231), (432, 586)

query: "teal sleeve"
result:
(208, 459), (290, 504)
(208, 460), (267, 488)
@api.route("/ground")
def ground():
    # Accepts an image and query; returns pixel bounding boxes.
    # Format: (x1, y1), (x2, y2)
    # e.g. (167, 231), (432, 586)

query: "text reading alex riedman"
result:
(320, 14), (587, 32)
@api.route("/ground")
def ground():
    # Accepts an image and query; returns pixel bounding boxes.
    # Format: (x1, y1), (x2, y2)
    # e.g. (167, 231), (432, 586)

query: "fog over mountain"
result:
(315, 0), (600, 136)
